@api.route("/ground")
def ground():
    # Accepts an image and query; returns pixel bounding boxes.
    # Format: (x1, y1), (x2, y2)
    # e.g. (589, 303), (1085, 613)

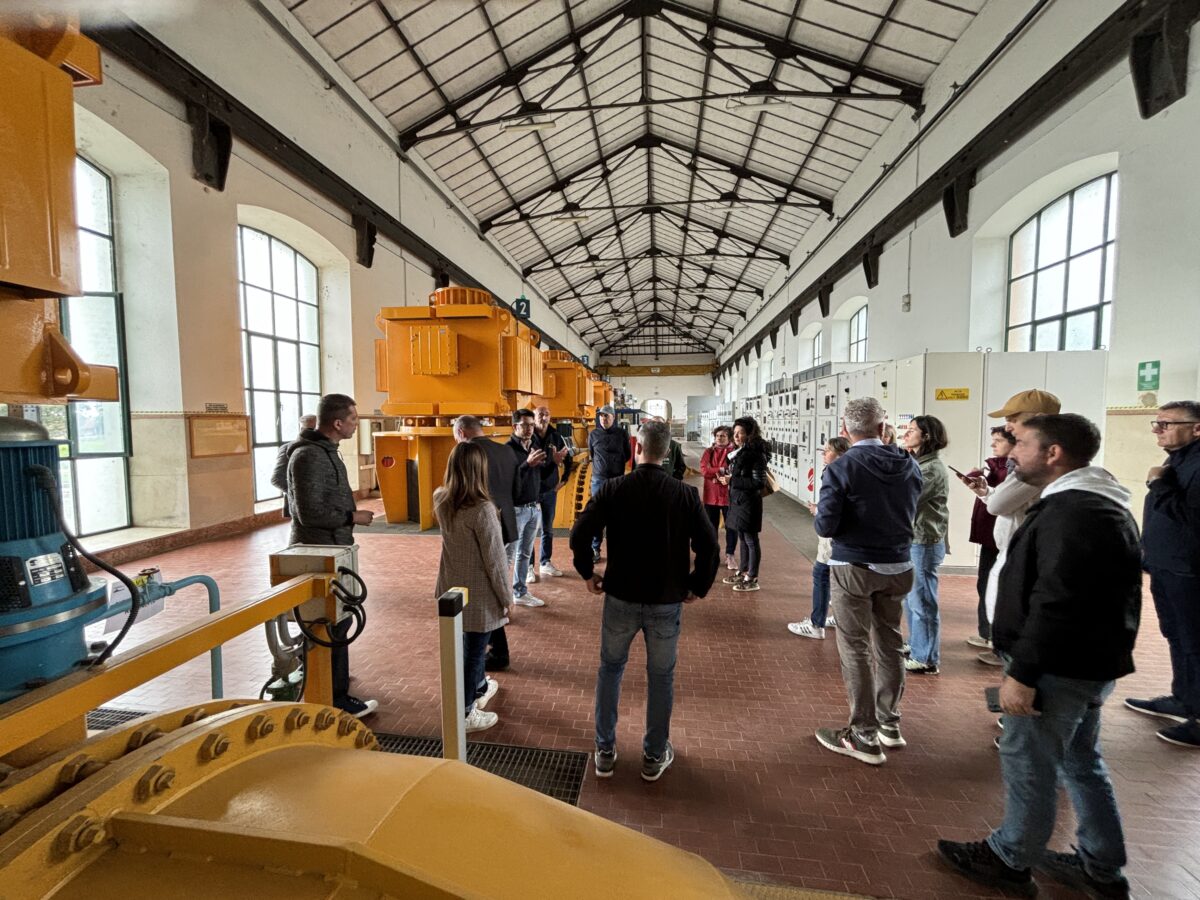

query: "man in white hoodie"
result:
(938, 414), (1142, 900)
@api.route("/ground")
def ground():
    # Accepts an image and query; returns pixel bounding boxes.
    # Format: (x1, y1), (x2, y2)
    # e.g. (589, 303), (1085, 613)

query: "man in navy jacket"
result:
(1126, 400), (1200, 748)
(586, 405), (630, 562)
(812, 397), (920, 766)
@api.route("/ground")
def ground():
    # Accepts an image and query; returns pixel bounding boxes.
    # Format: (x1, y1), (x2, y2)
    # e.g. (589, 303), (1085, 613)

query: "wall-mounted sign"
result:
(934, 387), (970, 401)
(1137, 360), (1160, 391)
(581, 354), (589, 366)
(514, 296), (530, 318)
(204, 402), (229, 413)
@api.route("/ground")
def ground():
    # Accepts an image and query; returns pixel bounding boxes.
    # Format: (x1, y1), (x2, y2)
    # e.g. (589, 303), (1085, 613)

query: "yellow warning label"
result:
(935, 388), (970, 401)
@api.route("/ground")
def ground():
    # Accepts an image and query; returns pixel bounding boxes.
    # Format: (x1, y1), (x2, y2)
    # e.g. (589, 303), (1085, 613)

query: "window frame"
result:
(812, 330), (823, 367)
(1003, 172), (1117, 352)
(238, 225), (322, 503)
(848, 306), (868, 362)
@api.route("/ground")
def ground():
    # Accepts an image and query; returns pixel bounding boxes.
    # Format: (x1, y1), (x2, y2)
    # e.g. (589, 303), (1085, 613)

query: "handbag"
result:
(761, 469), (779, 498)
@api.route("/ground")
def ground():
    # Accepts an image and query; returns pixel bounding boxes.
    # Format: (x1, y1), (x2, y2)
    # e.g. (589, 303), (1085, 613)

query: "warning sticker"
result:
(26, 553), (66, 587)
(935, 388), (970, 401)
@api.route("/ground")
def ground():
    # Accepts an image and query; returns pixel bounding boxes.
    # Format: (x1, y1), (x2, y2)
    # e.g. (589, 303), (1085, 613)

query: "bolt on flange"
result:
(126, 725), (164, 751)
(247, 714), (276, 741)
(285, 708), (311, 731)
(313, 709), (337, 731)
(337, 714), (359, 737)
(198, 732), (231, 761)
(57, 755), (106, 787)
(54, 814), (106, 857)
(182, 706), (209, 725)
(135, 764), (176, 802)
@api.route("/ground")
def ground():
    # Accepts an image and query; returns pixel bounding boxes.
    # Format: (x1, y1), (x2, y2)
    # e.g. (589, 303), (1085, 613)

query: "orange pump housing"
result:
(374, 287), (544, 417)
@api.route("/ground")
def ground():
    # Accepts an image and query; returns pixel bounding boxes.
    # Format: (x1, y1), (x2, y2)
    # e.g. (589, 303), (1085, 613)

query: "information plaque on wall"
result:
(187, 415), (251, 459)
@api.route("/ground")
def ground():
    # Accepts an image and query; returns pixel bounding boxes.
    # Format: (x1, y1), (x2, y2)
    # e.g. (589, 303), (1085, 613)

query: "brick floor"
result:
(86, 498), (1200, 900)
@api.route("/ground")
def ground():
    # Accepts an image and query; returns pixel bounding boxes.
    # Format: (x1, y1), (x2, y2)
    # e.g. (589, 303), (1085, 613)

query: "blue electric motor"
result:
(0, 416), (110, 702)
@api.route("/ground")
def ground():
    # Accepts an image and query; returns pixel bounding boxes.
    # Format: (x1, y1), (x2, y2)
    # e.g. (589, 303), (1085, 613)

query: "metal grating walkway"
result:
(87, 709), (587, 805)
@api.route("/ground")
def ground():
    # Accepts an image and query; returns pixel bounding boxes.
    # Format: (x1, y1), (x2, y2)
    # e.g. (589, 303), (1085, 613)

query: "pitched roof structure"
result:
(288, 0), (984, 356)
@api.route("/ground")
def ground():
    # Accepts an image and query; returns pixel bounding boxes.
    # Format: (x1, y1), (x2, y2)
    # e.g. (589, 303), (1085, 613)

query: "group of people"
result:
(279, 387), (1199, 898)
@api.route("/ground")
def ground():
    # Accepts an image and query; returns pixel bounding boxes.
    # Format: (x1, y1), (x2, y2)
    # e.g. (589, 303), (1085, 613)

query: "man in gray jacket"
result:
(287, 393), (376, 717)
(270, 414), (316, 518)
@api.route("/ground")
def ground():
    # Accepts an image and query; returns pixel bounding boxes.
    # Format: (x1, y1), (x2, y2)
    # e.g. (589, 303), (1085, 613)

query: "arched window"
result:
(1005, 173), (1117, 351)
(238, 226), (322, 502)
(848, 305), (868, 362)
(812, 330), (823, 367)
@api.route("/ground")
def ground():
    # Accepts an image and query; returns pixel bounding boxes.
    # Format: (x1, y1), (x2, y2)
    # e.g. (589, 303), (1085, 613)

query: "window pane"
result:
(58, 460), (78, 534)
(1034, 320), (1061, 351)
(1063, 311), (1097, 350)
(1100, 304), (1111, 348)
(74, 159), (111, 235)
(249, 335), (276, 390)
(300, 343), (320, 393)
(1070, 179), (1107, 255)
(78, 231), (114, 293)
(75, 456), (130, 534)
(299, 301), (319, 344)
(64, 296), (120, 366)
(1034, 262), (1065, 319)
(1066, 249), (1103, 312)
(279, 392), (300, 439)
(277, 342), (299, 392)
(252, 391), (279, 444)
(241, 229), (272, 288)
(70, 401), (126, 454)
(1008, 275), (1034, 326)
(273, 294), (297, 340)
(271, 239), (297, 298)
(245, 285), (273, 334)
(1107, 175), (1119, 242)
(1103, 248), (1115, 303)
(298, 257), (318, 304)
(1037, 196), (1069, 267)
(1007, 324), (1031, 351)
(253, 445), (281, 502)
(1010, 219), (1037, 278)
(303, 394), (320, 420)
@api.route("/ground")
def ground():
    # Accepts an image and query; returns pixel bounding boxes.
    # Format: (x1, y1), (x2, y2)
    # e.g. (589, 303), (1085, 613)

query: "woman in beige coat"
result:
(434, 441), (514, 734)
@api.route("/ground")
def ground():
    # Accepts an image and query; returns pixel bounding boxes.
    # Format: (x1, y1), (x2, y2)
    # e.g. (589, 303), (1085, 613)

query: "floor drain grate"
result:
(87, 710), (587, 805)
(373, 733), (588, 805)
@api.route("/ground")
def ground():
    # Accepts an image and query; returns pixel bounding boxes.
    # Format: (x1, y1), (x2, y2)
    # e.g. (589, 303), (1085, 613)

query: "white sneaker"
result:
(539, 562), (563, 577)
(825, 614), (837, 629)
(465, 707), (498, 733)
(475, 677), (499, 710)
(725, 554), (737, 570)
(788, 620), (825, 639)
(513, 593), (545, 607)
(525, 570), (537, 584)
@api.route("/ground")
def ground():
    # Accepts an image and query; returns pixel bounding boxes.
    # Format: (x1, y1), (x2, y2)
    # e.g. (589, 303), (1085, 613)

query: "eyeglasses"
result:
(1151, 420), (1200, 431)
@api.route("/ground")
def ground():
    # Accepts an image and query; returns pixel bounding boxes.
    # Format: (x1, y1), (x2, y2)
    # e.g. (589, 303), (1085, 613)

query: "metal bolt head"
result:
(313, 709), (337, 732)
(354, 730), (374, 749)
(55, 815), (106, 856)
(199, 732), (231, 761)
(182, 707), (209, 725)
(135, 764), (176, 802)
(337, 714), (358, 737)
(58, 754), (105, 786)
(247, 714), (275, 740)
(0, 806), (21, 835)
(126, 725), (164, 751)
(284, 708), (311, 731)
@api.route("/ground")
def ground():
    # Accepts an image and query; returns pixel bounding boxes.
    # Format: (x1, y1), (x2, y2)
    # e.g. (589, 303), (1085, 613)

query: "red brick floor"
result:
(85, 500), (1200, 900)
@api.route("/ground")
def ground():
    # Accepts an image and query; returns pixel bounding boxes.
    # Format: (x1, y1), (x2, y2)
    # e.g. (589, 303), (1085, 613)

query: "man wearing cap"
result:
(587, 405), (631, 563)
(961, 389), (1061, 665)
(1126, 400), (1200, 748)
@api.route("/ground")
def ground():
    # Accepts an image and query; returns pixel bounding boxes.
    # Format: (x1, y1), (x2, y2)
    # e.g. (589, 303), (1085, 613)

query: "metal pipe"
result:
(158, 576), (224, 699)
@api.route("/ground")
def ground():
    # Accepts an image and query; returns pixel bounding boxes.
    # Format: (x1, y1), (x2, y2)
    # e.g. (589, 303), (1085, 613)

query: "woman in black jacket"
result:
(720, 416), (771, 592)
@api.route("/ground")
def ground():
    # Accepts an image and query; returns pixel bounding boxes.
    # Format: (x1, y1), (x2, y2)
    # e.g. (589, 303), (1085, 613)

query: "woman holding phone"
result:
(902, 415), (950, 675)
(961, 427), (1016, 662)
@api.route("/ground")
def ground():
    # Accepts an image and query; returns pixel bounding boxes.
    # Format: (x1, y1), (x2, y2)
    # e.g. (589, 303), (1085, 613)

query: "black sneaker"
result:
(1038, 849), (1129, 899)
(641, 741), (674, 782)
(1157, 718), (1200, 748)
(1124, 695), (1188, 723)
(721, 572), (745, 585)
(336, 695), (378, 718)
(814, 726), (885, 765)
(594, 747), (617, 778)
(878, 725), (906, 748)
(936, 839), (1037, 897)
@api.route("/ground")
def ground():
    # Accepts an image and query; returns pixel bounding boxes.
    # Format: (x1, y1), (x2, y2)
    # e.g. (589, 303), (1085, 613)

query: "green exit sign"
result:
(1137, 360), (1161, 391)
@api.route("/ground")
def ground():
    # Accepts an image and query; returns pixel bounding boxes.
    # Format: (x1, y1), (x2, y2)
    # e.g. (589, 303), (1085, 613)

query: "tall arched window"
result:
(848, 305), (868, 362)
(238, 226), (322, 502)
(812, 330), (823, 367)
(1005, 173), (1117, 351)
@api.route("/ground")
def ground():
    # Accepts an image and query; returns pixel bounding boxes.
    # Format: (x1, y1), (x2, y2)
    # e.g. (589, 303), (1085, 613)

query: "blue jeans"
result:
(507, 503), (540, 596)
(463, 629), (492, 716)
(906, 541), (945, 666)
(989, 675), (1126, 881)
(538, 489), (558, 563)
(811, 561), (831, 626)
(595, 594), (682, 759)
(738, 530), (761, 578)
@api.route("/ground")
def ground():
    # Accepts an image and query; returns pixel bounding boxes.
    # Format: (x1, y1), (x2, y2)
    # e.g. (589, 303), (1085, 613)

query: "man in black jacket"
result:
(938, 414), (1141, 900)
(586, 404), (631, 562)
(270, 413), (316, 517)
(454, 415), (520, 669)
(531, 405), (572, 577)
(570, 420), (719, 783)
(286, 394), (375, 718)
(1125, 400), (1200, 749)
(505, 408), (548, 608)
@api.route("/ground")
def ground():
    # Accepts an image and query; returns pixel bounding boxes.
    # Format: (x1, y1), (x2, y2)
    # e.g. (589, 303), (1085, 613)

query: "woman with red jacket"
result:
(700, 425), (738, 570)
(962, 426), (1016, 661)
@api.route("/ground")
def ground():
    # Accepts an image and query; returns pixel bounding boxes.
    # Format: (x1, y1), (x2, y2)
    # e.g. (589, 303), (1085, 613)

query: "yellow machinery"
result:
(373, 289), (607, 531)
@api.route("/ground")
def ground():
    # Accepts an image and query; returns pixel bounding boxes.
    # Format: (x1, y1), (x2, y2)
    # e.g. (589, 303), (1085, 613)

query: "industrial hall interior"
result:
(4, 0), (1200, 898)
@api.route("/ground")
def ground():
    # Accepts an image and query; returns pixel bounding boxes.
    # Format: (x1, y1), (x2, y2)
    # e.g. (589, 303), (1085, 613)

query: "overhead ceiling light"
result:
(500, 118), (557, 134)
(551, 210), (590, 222)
